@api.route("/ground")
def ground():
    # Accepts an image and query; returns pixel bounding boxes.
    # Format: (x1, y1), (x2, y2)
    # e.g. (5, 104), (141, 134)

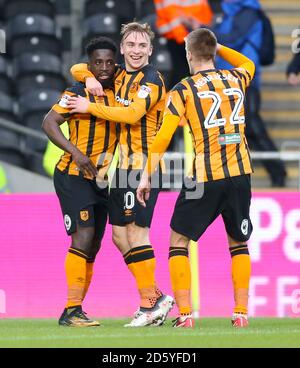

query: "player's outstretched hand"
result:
(137, 173), (151, 208)
(67, 95), (89, 114)
(86, 77), (106, 96)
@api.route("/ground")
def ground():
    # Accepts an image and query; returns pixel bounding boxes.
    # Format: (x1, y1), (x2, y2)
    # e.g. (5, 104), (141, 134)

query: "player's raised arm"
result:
(70, 63), (105, 96)
(70, 63), (93, 82)
(217, 43), (255, 81)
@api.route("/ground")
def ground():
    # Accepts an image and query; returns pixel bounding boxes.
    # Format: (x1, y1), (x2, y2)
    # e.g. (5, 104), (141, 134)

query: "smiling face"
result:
(88, 49), (115, 88)
(120, 31), (153, 72)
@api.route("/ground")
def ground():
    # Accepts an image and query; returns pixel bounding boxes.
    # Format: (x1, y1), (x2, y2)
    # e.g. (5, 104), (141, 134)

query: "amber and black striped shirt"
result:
(51, 82), (117, 180)
(71, 63), (166, 171)
(164, 66), (253, 182)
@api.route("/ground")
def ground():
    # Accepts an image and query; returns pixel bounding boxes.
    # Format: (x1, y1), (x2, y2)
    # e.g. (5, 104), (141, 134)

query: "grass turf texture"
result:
(0, 318), (299, 348)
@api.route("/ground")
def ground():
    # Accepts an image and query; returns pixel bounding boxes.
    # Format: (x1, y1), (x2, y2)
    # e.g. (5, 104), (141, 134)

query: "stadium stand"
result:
(13, 52), (66, 95)
(84, 0), (135, 25)
(82, 13), (120, 51)
(0, 0), (65, 176)
(19, 89), (61, 151)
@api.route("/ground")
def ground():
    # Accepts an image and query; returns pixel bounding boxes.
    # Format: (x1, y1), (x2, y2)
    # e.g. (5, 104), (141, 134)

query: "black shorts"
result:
(54, 168), (109, 237)
(171, 174), (253, 242)
(108, 168), (161, 227)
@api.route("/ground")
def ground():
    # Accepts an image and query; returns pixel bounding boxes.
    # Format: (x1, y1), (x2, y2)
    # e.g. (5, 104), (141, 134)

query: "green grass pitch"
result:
(0, 318), (300, 348)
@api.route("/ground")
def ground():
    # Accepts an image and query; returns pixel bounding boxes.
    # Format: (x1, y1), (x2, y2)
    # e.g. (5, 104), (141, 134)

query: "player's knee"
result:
(127, 224), (149, 246)
(72, 226), (95, 253)
(170, 230), (189, 249)
(112, 231), (124, 248)
(89, 238), (101, 259)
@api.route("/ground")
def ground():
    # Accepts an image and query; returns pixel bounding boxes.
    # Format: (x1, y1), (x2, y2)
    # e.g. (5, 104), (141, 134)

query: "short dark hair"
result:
(185, 28), (217, 61)
(86, 36), (118, 58)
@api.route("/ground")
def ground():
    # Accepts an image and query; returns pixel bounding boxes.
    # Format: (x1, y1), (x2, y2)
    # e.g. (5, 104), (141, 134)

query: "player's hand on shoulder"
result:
(67, 95), (89, 114)
(86, 77), (106, 96)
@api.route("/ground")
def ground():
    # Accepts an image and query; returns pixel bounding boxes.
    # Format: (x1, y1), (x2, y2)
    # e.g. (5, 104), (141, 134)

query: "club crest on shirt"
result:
(130, 82), (138, 93)
(58, 94), (71, 108)
(137, 85), (151, 99)
(80, 210), (89, 221)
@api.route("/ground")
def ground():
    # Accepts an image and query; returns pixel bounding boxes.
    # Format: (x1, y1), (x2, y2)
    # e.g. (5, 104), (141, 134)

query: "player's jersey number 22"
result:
(197, 88), (245, 129)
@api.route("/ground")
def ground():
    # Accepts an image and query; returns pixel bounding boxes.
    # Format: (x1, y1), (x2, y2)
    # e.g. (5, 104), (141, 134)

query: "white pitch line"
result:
(0, 329), (300, 342)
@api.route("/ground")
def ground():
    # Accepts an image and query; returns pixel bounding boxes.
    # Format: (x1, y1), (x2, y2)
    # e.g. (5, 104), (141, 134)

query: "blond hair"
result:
(120, 22), (155, 43)
(185, 28), (217, 61)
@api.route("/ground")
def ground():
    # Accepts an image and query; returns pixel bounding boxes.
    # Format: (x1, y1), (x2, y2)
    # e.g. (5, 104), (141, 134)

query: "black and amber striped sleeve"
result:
(70, 63), (122, 82)
(233, 67), (253, 88)
(87, 74), (164, 124)
(218, 44), (255, 87)
(52, 82), (87, 119)
(164, 82), (187, 118)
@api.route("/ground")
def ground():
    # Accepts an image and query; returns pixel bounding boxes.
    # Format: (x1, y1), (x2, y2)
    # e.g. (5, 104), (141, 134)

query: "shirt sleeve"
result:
(88, 81), (163, 124)
(70, 63), (94, 82)
(164, 83), (186, 118)
(218, 44), (255, 87)
(51, 90), (75, 118)
(146, 114), (181, 175)
(70, 63), (124, 82)
(52, 83), (87, 117)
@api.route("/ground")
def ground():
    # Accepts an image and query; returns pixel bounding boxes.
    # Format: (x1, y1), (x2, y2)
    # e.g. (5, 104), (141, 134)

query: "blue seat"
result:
(7, 14), (57, 40)
(17, 74), (66, 96)
(10, 34), (62, 57)
(19, 89), (61, 119)
(85, 0), (135, 23)
(83, 13), (119, 40)
(151, 48), (173, 89)
(13, 52), (62, 77)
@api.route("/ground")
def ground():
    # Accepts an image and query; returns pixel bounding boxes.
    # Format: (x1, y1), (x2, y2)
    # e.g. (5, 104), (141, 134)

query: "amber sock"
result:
(123, 249), (162, 300)
(169, 247), (191, 315)
(82, 259), (94, 301)
(65, 247), (88, 308)
(230, 244), (251, 315)
(123, 249), (135, 275)
(130, 245), (156, 308)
